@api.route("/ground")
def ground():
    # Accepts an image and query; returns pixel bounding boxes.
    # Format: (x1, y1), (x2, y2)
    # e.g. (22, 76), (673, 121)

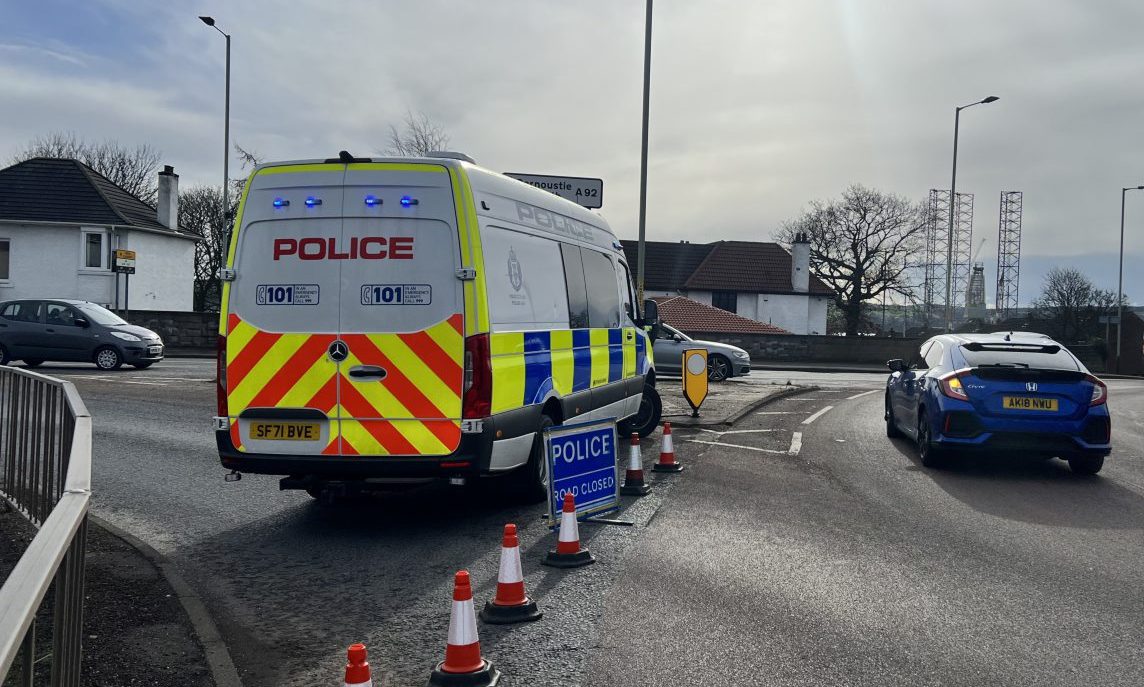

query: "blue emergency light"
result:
(364, 195), (382, 207)
(305, 197), (323, 207)
(400, 195), (419, 207)
(272, 198), (290, 208)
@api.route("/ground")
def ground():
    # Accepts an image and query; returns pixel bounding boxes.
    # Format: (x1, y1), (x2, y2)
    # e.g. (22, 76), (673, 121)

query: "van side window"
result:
(560, 244), (589, 329)
(617, 260), (635, 323)
(581, 249), (621, 328)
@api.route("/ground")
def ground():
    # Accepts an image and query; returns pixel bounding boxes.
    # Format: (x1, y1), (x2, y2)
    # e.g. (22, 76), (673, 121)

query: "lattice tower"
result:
(995, 191), (1023, 321)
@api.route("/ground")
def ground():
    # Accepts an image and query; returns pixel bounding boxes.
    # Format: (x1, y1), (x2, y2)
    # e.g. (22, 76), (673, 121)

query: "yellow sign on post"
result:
(682, 348), (709, 418)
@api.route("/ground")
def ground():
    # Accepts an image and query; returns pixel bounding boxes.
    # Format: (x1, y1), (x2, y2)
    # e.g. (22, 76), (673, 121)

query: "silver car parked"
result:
(652, 324), (752, 381)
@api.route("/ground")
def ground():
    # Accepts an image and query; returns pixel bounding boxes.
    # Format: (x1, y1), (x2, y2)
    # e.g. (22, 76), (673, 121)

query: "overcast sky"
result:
(3, 0), (1143, 305)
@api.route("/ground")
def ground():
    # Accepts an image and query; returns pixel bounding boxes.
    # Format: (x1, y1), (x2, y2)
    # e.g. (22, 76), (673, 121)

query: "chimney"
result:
(791, 231), (810, 293)
(157, 165), (179, 229)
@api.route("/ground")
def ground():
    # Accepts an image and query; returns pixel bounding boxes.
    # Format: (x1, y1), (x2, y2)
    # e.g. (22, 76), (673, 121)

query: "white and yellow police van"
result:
(215, 152), (662, 500)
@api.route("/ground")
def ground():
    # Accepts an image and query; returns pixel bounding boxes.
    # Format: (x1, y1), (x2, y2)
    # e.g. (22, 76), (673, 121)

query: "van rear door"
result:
(224, 165), (346, 456)
(336, 164), (465, 456)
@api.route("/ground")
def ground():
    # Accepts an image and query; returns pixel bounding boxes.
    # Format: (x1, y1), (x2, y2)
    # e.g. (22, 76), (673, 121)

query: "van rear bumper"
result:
(216, 406), (543, 479)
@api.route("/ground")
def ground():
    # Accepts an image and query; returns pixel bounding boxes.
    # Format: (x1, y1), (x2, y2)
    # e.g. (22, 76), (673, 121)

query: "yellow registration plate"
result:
(1002, 396), (1058, 412)
(249, 422), (320, 441)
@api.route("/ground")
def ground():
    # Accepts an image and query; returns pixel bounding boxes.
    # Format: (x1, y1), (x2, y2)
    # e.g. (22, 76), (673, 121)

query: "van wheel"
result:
(620, 385), (662, 439)
(94, 347), (122, 371)
(513, 414), (554, 504)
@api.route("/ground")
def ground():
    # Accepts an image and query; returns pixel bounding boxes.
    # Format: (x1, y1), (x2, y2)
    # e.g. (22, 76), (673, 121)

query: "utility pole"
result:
(636, 0), (653, 305)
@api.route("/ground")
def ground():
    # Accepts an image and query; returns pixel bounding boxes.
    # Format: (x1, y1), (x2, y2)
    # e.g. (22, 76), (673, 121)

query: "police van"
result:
(215, 152), (662, 500)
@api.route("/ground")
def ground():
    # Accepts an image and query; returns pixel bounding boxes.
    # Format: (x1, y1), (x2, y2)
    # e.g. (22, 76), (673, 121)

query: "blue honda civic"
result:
(884, 332), (1111, 474)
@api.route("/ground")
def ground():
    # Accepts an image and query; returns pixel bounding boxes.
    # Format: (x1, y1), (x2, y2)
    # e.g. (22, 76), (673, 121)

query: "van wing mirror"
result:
(887, 358), (905, 372)
(641, 299), (663, 341)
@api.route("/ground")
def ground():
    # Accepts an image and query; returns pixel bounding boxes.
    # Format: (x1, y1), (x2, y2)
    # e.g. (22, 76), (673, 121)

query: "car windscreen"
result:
(75, 303), (128, 326)
(664, 324), (691, 341)
(959, 343), (1080, 371)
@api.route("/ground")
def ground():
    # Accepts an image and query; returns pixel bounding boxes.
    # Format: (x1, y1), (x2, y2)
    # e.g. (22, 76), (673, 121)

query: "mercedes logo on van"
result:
(328, 340), (349, 362)
(507, 247), (523, 292)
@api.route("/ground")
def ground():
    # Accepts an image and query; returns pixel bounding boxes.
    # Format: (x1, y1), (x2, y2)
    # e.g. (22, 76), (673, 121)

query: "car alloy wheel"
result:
(707, 355), (731, 382)
(95, 347), (122, 371)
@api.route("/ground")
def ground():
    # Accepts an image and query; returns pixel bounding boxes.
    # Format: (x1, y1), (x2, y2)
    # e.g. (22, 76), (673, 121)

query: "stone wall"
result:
(687, 331), (922, 364)
(126, 310), (218, 350)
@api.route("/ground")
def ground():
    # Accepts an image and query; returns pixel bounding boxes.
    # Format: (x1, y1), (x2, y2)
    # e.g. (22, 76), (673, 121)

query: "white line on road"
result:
(788, 432), (803, 455)
(721, 429), (778, 434)
(754, 411), (801, 415)
(685, 439), (788, 454)
(846, 389), (879, 400)
(802, 406), (834, 425)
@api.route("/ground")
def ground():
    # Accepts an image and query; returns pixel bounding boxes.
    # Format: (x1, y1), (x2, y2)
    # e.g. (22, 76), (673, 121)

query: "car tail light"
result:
(462, 334), (492, 419)
(216, 334), (228, 417)
(939, 369), (971, 401)
(1086, 374), (1107, 406)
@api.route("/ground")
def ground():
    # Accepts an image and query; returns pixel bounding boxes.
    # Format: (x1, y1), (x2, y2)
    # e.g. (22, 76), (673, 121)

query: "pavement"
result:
(12, 358), (1144, 686)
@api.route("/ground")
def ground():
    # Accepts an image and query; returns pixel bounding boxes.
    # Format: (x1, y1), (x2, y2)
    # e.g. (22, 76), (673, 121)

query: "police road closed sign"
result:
(544, 418), (620, 525)
(504, 173), (603, 209)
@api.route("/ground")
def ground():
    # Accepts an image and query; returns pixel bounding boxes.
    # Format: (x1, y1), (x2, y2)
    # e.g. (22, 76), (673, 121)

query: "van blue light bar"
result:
(364, 195), (382, 207)
(272, 198), (290, 208)
(400, 195), (419, 207)
(305, 197), (323, 207)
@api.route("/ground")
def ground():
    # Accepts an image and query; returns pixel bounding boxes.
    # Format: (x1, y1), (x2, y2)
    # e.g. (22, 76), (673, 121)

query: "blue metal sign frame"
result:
(544, 418), (620, 527)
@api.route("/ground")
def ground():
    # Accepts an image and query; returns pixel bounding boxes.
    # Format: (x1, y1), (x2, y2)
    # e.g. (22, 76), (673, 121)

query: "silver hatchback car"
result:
(652, 324), (752, 381)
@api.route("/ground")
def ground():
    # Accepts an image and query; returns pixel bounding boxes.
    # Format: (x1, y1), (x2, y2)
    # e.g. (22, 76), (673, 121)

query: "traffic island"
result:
(661, 380), (816, 428)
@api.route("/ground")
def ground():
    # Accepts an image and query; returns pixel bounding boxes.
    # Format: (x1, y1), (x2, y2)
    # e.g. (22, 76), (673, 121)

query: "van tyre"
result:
(514, 414), (554, 504)
(885, 396), (903, 438)
(1068, 455), (1104, 475)
(94, 346), (122, 371)
(707, 354), (731, 382)
(620, 384), (662, 439)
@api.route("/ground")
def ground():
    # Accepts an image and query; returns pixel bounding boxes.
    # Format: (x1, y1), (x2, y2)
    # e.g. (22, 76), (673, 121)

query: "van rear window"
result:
(960, 343), (1080, 371)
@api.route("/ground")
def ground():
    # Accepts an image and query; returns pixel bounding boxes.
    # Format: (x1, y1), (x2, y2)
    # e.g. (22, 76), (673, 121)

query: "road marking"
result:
(846, 389), (879, 400)
(697, 428), (776, 435)
(754, 411), (801, 415)
(802, 406), (834, 425)
(685, 439), (788, 454)
(788, 432), (803, 455)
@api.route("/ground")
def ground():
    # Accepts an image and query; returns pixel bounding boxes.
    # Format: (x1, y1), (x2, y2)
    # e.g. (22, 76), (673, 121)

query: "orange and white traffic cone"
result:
(428, 571), (501, 686)
(542, 493), (595, 568)
(479, 524), (542, 624)
(652, 422), (683, 473)
(621, 433), (652, 495)
(343, 643), (372, 687)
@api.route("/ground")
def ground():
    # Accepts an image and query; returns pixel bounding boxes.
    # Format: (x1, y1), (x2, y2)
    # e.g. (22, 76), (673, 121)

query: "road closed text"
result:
(272, 236), (414, 261)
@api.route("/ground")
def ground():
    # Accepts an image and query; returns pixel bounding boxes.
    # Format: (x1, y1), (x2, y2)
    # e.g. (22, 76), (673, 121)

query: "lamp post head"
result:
(198, 16), (215, 26)
(981, 96), (1000, 104)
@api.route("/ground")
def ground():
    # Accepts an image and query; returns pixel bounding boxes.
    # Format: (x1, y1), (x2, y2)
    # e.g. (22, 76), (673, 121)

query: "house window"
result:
(0, 239), (9, 280)
(81, 230), (109, 270)
(711, 290), (737, 313)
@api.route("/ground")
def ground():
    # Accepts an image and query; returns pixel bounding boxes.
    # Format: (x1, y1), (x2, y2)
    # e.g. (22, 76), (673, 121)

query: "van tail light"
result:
(938, 369), (971, 401)
(462, 333), (492, 419)
(216, 334), (228, 417)
(1086, 374), (1107, 406)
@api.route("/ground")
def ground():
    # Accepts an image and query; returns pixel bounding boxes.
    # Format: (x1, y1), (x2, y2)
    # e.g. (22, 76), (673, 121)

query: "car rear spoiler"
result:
(961, 341), (1061, 354)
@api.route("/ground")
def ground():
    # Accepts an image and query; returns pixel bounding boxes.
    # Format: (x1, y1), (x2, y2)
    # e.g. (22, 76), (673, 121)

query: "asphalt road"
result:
(32, 360), (1144, 686)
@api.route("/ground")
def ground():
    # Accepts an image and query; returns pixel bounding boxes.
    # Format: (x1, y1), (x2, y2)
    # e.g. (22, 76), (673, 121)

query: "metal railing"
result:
(0, 367), (92, 687)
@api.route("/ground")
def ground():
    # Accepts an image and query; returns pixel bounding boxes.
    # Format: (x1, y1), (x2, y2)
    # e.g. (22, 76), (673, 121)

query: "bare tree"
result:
(14, 131), (162, 205)
(775, 185), (928, 336)
(180, 186), (231, 312)
(1031, 267), (1124, 342)
(384, 110), (451, 157)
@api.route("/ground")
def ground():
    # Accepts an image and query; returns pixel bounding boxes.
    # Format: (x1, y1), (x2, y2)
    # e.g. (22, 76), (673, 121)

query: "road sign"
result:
(682, 348), (709, 417)
(504, 173), (603, 209)
(544, 418), (620, 526)
(113, 249), (136, 274)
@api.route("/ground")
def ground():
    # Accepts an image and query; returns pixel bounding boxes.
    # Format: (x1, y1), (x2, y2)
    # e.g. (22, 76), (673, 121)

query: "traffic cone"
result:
(652, 422), (683, 473)
(542, 493), (595, 568)
(428, 571), (501, 687)
(480, 524), (542, 624)
(621, 433), (652, 495)
(344, 643), (372, 687)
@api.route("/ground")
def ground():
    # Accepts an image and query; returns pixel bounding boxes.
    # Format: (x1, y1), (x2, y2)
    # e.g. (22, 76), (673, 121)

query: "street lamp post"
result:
(199, 16), (231, 230)
(636, 0), (653, 305)
(944, 95), (999, 332)
(1117, 185), (1144, 371)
